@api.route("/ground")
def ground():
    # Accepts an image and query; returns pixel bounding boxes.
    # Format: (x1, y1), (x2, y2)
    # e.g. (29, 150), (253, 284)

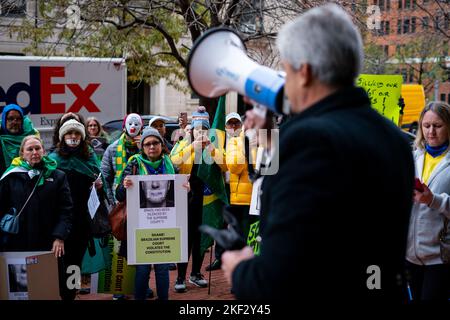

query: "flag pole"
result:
(208, 244), (213, 295)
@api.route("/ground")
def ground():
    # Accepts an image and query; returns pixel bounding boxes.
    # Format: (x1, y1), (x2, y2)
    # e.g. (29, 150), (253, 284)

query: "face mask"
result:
(125, 114), (142, 138)
(65, 139), (81, 147)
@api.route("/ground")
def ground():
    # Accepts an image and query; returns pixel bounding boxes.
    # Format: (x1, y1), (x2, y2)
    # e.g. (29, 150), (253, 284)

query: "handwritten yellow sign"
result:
(247, 220), (260, 255)
(357, 74), (403, 125)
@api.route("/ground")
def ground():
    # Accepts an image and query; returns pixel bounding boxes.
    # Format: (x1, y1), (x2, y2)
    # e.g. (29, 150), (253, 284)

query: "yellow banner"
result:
(357, 74), (403, 125)
(97, 238), (135, 295)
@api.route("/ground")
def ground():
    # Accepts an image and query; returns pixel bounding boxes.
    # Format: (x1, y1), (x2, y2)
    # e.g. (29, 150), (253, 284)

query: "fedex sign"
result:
(0, 66), (100, 115)
(0, 56), (126, 132)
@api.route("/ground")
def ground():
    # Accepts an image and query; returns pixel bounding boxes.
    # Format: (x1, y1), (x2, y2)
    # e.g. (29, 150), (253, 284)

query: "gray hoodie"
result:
(406, 148), (450, 265)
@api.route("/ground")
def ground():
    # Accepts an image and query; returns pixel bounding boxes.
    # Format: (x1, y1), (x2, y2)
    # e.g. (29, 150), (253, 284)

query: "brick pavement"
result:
(77, 247), (235, 301)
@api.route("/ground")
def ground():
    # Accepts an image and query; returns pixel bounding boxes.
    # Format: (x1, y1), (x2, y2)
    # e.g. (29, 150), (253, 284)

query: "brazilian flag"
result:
(197, 96), (229, 255)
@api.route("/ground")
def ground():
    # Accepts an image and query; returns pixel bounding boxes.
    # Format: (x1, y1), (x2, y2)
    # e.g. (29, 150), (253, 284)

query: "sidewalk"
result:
(77, 248), (234, 300)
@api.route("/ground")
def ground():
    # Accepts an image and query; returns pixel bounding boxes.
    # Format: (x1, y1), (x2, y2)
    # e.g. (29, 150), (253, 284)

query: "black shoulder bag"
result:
(0, 171), (43, 234)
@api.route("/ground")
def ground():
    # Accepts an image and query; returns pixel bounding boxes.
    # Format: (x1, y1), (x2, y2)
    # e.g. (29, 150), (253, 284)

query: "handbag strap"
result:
(16, 170), (44, 218)
(120, 163), (137, 206)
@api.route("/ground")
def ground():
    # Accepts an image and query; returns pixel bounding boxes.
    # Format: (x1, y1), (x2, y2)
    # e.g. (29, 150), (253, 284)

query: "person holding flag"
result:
(170, 102), (228, 292)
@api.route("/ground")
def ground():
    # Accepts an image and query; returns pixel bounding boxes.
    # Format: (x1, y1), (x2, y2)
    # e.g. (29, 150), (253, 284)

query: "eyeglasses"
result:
(88, 124), (98, 128)
(6, 117), (22, 122)
(143, 141), (162, 148)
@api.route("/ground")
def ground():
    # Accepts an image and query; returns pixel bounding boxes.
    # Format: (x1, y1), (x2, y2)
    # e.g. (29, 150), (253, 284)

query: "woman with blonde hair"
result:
(86, 116), (110, 160)
(407, 101), (450, 300)
(0, 135), (73, 299)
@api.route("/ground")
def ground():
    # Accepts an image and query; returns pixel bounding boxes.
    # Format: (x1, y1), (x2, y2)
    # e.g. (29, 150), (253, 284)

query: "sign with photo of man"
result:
(126, 174), (189, 265)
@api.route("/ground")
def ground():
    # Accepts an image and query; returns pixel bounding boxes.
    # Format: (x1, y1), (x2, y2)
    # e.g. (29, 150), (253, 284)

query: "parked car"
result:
(103, 115), (180, 143)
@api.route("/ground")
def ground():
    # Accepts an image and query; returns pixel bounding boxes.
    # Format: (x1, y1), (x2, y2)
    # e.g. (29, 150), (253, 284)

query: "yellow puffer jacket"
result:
(170, 139), (227, 175)
(226, 134), (254, 206)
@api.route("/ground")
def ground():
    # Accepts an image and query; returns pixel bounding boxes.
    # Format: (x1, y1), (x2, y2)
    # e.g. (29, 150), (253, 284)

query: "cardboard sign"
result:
(357, 74), (403, 125)
(0, 252), (60, 300)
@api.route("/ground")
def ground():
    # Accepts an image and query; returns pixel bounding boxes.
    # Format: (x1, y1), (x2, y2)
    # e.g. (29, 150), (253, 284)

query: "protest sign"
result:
(126, 174), (189, 265)
(357, 74), (403, 125)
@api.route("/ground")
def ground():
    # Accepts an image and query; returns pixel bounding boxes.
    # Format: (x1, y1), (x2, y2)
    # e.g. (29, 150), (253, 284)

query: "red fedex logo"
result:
(0, 66), (101, 114)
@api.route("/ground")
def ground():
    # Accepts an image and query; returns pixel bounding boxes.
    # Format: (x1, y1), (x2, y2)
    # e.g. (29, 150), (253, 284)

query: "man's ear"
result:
(298, 64), (313, 87)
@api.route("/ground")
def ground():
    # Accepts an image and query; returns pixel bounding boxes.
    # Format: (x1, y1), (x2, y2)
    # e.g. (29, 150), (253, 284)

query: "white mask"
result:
(65, 139), (80, 147)
(125, 114), (142, 138)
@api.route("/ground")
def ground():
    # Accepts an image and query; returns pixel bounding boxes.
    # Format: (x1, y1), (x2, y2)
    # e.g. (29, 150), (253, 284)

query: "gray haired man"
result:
(221, 4), (414, 302)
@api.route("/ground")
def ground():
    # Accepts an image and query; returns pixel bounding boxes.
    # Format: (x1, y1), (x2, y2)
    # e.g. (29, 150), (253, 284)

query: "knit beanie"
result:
(59, 119), (86, 141)
(140, 127), (164, 149)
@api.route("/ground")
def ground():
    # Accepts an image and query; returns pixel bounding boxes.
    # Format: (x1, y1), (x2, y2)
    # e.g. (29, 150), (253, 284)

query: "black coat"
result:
(0, 144), (6, 177)
(0, 169), (73, 251)
(232, 87), (415, 301)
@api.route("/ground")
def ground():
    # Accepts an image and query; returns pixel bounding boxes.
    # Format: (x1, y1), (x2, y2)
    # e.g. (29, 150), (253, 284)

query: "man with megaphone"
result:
(190, 4), (415, 301)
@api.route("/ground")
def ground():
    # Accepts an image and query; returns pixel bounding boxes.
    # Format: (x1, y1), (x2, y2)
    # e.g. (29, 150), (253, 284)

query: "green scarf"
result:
(128, 154), (175, 175)
(49, 149), (100, 180)
(1, 155), (57, 186)
(114, 133), (138, 188)
(0, 117), (39, 168)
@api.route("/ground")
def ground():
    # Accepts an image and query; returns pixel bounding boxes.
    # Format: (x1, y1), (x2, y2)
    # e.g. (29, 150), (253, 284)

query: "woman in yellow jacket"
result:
(206, 112), (257, 271)
(170, 110), (227, 293)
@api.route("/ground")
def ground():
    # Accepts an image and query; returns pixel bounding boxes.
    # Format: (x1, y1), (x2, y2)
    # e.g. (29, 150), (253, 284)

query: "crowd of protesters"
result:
(1, 3), (450, 302)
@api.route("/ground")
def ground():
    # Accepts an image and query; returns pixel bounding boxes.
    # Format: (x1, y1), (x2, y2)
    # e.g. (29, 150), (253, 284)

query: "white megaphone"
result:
(187, 27), (289, 115)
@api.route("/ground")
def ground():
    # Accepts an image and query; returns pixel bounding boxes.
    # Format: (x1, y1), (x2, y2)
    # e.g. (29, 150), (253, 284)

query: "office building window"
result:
(400, 68), (408, 82)
(408, 69), (415, 83)
(386, 0), (391, 10)
(379, 21), (385, 36)
(0, 0), (26, 17)
(403, 18), (410, 33)
(411, 17), (416, 33)
(405, 0), (411, 9)
(386, 21), (390, 34)
(441, 93), (446, 102)
(398, 19), (403, 34)
(422, 16), (429, 30)
(435, 16), (441, 30)
(398, 0), (403, 9)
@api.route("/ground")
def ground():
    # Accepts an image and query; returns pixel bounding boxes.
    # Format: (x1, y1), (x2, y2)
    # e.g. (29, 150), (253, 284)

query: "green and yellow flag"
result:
(197, 96), (229, 255)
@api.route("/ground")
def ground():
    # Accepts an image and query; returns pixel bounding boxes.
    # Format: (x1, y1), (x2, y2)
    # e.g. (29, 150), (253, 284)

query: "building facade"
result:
(365, 0), (450, 103)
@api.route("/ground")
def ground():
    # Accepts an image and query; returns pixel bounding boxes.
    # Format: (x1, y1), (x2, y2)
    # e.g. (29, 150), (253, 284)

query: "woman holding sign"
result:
(49, 119), (107, 300)
(0, 136), (73, 299)
(116, 127), (178, 300)
(406, 101), (450, 300)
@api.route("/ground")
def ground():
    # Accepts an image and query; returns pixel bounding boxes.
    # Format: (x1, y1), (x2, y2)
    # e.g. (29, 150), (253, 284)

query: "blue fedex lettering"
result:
(0, 66), (40, 115)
